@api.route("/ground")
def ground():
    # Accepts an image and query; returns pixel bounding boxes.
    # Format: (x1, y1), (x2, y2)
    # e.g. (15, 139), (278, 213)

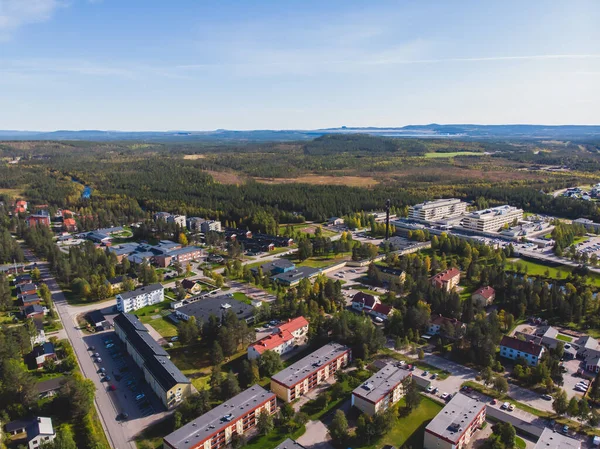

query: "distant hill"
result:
(1, 124), (600, 142)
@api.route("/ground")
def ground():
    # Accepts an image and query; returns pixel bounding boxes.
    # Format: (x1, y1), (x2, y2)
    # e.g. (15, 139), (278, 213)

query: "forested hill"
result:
(303, 134), (427, 155)
(1, 124), (600, 142)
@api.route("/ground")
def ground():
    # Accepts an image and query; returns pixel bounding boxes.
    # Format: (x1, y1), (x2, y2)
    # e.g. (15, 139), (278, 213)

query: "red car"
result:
(109, 385), (117, 391)
(491, 399), (497, 405)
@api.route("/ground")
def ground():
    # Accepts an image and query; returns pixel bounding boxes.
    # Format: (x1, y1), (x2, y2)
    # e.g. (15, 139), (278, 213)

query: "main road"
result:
(21, 245), (135, 449)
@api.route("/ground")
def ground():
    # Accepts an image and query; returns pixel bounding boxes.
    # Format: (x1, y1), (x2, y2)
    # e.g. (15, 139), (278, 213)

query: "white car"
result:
(501, 402), (509, 410)
(426, 386), (434, 393)
(440, 393), (450, 400)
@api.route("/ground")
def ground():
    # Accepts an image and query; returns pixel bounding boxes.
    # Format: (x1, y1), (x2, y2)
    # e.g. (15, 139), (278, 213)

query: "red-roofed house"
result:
(62, 218), (77, 232)
(430, 267), (461, 292)
(14, 200), (28, 214)
(472, 286), (495, 307)
(248, 316), (309, 360)
(26, 213), (50, 228)
(500, 335), (545, 366)
(428, 314), (466, 338)
(351, 292), (395, 321)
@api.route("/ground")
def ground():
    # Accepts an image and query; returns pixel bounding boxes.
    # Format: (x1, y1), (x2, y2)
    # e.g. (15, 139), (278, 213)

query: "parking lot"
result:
(561, 357), (591, 399)
(83, 331), (164, 422)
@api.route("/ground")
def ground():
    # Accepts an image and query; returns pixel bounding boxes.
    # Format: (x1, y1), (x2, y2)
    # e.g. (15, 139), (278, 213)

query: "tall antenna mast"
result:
(385, 199), (391, 240)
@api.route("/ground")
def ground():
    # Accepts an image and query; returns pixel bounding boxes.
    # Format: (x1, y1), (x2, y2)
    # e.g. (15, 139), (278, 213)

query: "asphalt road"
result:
(22, 246), (135, 449)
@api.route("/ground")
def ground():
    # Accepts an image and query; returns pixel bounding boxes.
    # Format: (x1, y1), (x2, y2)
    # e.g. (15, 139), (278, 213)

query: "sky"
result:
(1, 0), (599, 131)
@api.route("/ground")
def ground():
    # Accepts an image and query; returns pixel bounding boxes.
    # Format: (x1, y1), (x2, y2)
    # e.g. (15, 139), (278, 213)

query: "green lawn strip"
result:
(461, 381), (600, 437)
(506, 257), (600, 287)
(515, 436), (526, 449)
(379, 349), (450, 380)
(139, 315), (177, 338)
(244, 425), (306, 449)
(355, 396), (443, 449)
(556, 334), (573, 342)
(232, 292), (253, 305)
(352, 285), (381, 296)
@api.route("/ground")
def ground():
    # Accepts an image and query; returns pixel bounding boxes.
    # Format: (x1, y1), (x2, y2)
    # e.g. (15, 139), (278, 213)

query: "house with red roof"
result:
(351, 292), (395, 322)
(428, 314), (466, 339)
(472, 286), (495, 307)
(13, 200), (28, 215)
(499, 335), (545, 366)
(62, 218), (77, 232)
(430, 267), (461, 292)
(247, 316), (309, 360)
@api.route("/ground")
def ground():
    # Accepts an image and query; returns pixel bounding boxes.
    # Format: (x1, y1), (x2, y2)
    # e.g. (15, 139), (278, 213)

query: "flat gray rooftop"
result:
(274, 438), (306, 449)
(271, 342), (350, 388)
(163, 385), (274, 449)
(534, 428), (581, 449)
(352, 363), (411, 403)
(425, 393), (485, 444)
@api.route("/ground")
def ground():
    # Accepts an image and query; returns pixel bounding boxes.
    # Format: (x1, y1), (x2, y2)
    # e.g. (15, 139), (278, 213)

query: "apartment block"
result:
(409, 199), (468, 222)
(499, 335), (545, 367)
(352, 363), (412, 416)
(424, 393), (486, 449)
(430, 268), (461, 292)
(114, 313), (191, 409)
(247, 316), (309, 360)
(201, 220), (222, 233)
(163, 385), (276, 449)
(270, 343), (351, 402)
(533, 428), (581, 449)
(461, 205), (523, 233)
(116, 283), (164, 313)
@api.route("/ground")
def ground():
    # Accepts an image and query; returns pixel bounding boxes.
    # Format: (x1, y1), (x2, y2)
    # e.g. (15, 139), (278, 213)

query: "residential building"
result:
(461, 205), (524, 233)
(186, 217), (205, 231)
(0, 262), (26, 275)
(181, 279), (202, 294)
(376, 266), (406, 286)
(428, 315), (466, 339)
(173, 296), (255, 324)
(31, 318), (46, 346)
(471, 286), (495, 307)
(24, 305), (46, 319)
(4, 417), (56, 449)
(17, 283), (37, 296)
(351, 363), (412, 416)
(351, 292), (395, 321)
(30, 343), (57, 369)
(114, 313), (191, 409)
(430, 268), (461, 292)
(13, 273), (32, 285)
(13, 199), (28, 214)
(586, 355), (600, 374)
(270, 266), (320, 286)
(18, 293), (42, 308)
(270, 342), (351, 402)
(424, 393), (486, 449)
(36, 376), (65, 399)
(154, 211), (171, 222)
(251, 259), (296, 276)
(409, 199), (468, 222)
(62, 218), (77, 232)
(274, 439), (306, 449)
(105, 274), (137, 291)
(116, 283), (164, 313)
(25, 211), (51, 228)
(247, 316), (309, 360)
(155, 246), (203, 267)
(167, 214), (187, 228)
(499, 335), (545, 366)
(573, 218), (600, 233)
(87, 310), (107, 330)
(163, 385), (276, 449)
(327, 217), (345, 226)
(533, 428), (581, 449)
(201, 220), (222, 233)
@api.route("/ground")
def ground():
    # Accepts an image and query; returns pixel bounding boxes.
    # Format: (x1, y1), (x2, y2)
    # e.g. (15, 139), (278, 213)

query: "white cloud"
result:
(0, 0), (64, 40)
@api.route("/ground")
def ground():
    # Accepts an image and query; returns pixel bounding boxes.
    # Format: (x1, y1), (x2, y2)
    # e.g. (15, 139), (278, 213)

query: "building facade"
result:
(201, 220), (222, 233)
(461, 205), (524, 233)
(409, 199), (468, 222)
(114, 313), (191, 409)
(167, 215), (187, 228)
(499, 335), (545, 366)
(351, 363), (412, 416)
(430, 268), (461, 292)
(270, 343), (351, 402)
(471, 286), (495, 307)
(424, 393), (486, 449)
(163, 385), (276, 449)
(247, 316), (309, 360)
(116, 283), (164, 312)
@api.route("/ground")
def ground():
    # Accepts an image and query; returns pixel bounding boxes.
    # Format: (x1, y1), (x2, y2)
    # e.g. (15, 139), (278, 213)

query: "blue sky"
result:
(1, 0), (599, 130)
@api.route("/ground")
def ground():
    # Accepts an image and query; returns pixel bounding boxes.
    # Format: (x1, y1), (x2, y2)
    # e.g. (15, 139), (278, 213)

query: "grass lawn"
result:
(232, 292), (253, 304)
(278, 223), (339, 238)
(556, 334), (573, 342)
(515, 436), (526, 449)
(424, 151), (483, 158)
(352, 285), (381, 296)
(356, 396), (443, 449)
(244, 425), (306, 449)
(573, 236), (589, 245)
(139, 315), (177, 338)
(296, 254), (350, 268)
(508, 257), (600, 287)
(300, 380), (353, 420)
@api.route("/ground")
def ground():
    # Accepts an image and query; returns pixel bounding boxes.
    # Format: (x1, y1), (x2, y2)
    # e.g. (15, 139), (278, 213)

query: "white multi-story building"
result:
(167, 214), (187, 228)
(461, 205), (523, 233)
(116, 283), (164, 313)
(409, 199), (468, 222)
(201, 220), (222, 233)
(424, 393), (486, 449)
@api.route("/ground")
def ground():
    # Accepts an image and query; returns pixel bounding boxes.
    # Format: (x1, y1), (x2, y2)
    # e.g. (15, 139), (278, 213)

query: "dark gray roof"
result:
(24, 304), (44, 314)
(176, 295), (254, 323)
(117, 283), (163, 300)
(270, 266), (320, 284)
(164, 385), (274, 449)
(17, 283), (36, 293)
(5, 419), (31, 433)
(114, 313), (189, 391)
(87, 310), (106, 325)
(274, 439), (306, 449)
(35, 376), (66, 394)
(271, 342), (350, 388)
(19, 293), (41, 304)
(425, 393), (485, 444)
(352, 363), (411, 403)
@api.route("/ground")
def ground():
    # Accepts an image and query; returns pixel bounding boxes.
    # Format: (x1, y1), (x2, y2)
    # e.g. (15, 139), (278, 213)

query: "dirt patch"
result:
(300, 226), (317, 234)
(183, 154), (206, 160)
(205, 170), (244, 185)
(255, 175), (379, 187)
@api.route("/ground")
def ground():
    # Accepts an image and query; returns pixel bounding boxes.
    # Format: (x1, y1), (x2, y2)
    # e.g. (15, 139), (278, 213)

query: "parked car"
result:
(431, 373), (437, 379)
(109, 385), (117, 391)
(562, 425), (569, 434)
(541, 394), (552, 401)
(501, 402), (509, 410)
(106, 343), (115, 349)
(491, 399), (497, 405)
(426, 386), (434, 393)
(93, 353), (100, 358)
(170, 336), (179, 342)
(508, 404), (515, 411)
(96, 357), (102, 363)
(440, 393), (450, 400)
(422, 371), (429, 376)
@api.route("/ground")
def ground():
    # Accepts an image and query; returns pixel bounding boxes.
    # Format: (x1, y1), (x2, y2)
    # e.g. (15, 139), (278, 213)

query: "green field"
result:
(295, 253), (350, 268)
(424, 151), (483, 158)
(357, 396), (443, 449)
(507, 257), (600, 287)
(232, 292), (253, 304)
(278, 222), (339, 238)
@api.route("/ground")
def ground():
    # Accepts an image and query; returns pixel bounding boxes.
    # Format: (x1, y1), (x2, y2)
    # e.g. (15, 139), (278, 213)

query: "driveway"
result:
(296, 420), (334, 449)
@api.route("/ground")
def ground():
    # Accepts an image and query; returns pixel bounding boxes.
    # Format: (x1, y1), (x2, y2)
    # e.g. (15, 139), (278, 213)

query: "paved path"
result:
(296, 420), (334, 449)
